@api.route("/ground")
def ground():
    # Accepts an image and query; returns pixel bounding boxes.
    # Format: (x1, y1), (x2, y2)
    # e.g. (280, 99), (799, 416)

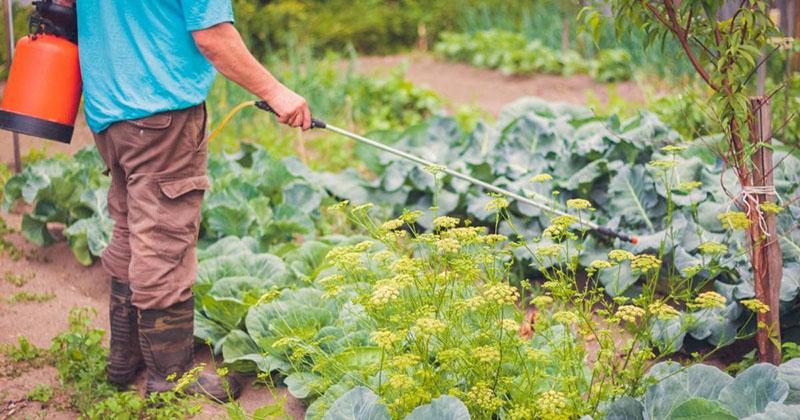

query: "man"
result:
(56, 0), (312, 401)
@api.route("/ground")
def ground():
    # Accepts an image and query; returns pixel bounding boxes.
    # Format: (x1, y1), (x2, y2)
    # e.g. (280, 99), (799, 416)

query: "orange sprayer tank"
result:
(0, 1), (81, 144)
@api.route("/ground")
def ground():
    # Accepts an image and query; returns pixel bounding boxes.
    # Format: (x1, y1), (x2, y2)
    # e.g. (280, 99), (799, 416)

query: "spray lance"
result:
(212, 101), (636, 244)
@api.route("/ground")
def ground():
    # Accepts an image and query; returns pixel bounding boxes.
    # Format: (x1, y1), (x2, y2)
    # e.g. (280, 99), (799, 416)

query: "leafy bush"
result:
(604, 359), (800, 419)
(434, 30), (632, 82)
(2, 148), (111, 265)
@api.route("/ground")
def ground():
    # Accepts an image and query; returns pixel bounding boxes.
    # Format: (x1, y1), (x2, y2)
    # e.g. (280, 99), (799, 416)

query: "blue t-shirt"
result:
(76, 1), (234, 133)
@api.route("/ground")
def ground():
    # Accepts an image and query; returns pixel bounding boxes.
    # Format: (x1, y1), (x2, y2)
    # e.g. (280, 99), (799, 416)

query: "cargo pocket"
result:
(127, 112), (173, 130)
(155, 175), (210, 260)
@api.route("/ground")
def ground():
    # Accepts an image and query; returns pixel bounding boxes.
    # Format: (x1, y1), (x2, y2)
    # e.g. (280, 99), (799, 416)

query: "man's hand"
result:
(192, 23), (312, 130)
(262, 84), (311, 130)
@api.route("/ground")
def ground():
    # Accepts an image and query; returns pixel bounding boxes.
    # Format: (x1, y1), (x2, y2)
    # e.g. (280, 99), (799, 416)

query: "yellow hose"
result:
(207, 100), (256, 143)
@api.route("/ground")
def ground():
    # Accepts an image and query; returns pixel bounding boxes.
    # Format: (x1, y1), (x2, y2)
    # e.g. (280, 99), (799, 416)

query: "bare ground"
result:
(0, 53), (649, 418)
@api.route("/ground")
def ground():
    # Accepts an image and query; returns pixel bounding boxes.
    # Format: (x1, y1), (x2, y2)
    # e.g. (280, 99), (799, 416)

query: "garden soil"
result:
(0, 53), (648, 418)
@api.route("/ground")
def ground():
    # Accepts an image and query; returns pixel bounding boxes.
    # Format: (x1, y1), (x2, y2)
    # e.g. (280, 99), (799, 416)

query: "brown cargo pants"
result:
(94, 103), (209, 310)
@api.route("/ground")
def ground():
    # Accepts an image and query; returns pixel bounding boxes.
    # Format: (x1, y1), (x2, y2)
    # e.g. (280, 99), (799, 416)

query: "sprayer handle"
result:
(254, 101), (326, 129)
(594, 226), (639, 245)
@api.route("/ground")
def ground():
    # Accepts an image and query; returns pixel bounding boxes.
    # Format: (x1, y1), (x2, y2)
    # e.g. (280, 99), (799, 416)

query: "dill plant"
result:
(278, 152), (766, 418)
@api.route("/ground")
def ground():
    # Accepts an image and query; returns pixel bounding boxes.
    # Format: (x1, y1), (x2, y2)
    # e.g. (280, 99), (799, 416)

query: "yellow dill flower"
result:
(414, 317), (446, 336)
(466, 382), (503, 412)
(741, 298), (770, 314)
(590, 260), (613, 269)
(474, 345), (501, 363)
(381, 219), (404, 231)
(482, 283), (520, 305)
(370, 330), (400, 349)
(692, 291), (727, 310)
(759, 202), (784, 215)
(497, 318), (519, 333)
(327, 200), (349, 211)
(536, 244), (563, 258)
(531, 295), (553, 307)
(485, 196), (510, 211)
(566, 198), (592, 209)
(508, 404), (534, 420)
(390, 353), (421, 369)
(718, 211), (751, 230)
(353, 241), (374, 252)
(215, 367), (229, 377)
(661, 145), (688, 153)
(551, 215), (578, 228)
(682, 265), (702, 278)
(350, 203), (374, 213)
(433, 216), (460, 229)
(457, 296), (487, 311)
(608, 249), (635, 262)
(616, 305), (645, 323)
(387, 374), (415, 389)
(649, 301), (680, 320)
(632, 254), (662, 274)
(483, 233), (508, 245)
(537, 391), (568, 416)
(553, 310), (579, 325)
(437, 348), (466, 365)
(530, 173), (553, 183)
(436, 237), (461, 253)
(648, 160), (678, 169)
(399, 209), (423, 224)
(676, 181), (703, 192)
(698, 241), (728, 255)
(369, 284), (400, 306)
(526, 348), (548, 363)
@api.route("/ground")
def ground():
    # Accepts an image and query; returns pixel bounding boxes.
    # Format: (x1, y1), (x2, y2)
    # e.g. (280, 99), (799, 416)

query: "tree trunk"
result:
(748, 96), (783, 365)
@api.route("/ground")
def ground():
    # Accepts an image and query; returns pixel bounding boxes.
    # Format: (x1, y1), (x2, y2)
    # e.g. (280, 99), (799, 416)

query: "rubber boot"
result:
(138, 299), (241, 402)
(107, 278), (144, 387)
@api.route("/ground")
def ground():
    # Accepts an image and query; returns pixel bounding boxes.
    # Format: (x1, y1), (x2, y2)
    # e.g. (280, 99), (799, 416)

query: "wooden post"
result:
(3, 0), (22, 173)
(749, 96), (783, 365)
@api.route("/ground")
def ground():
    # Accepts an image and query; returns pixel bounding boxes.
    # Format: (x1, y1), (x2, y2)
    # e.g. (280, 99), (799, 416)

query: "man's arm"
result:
(192, 23), (311, 130)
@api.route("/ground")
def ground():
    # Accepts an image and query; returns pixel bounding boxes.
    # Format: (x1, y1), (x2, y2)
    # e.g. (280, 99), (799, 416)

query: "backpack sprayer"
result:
(211, 100), (639, 244)
(0, 0), (81, 144)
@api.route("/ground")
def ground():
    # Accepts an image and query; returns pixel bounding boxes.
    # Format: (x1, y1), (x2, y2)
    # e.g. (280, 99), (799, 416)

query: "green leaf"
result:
(643, 362), (733, 419)
(286, 372), (323, 399)
(21, 213), (56, 247)
(668, 398), (736, 419)
(201, 294), (249, 331)
(742, 401), (800, 420)
(404, 395), (470, 420)
(322, 386), (390, 420)
(718, 364), (790, 418)
(603, 396), (644, 420)
(608, 166), (659, 232)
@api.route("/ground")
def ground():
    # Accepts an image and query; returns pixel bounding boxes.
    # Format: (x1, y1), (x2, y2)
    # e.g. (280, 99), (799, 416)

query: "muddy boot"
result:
(138, 299), (241, 402)
(107, 278), (145, 387)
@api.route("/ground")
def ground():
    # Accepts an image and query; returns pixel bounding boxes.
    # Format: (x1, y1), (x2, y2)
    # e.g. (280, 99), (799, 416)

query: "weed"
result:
(27, 384), (54, 403)
(5, 291), (55, 304)
(0, 216), (23, 261)
(3, 271), (33, 287)
(0, 336), (51, 378)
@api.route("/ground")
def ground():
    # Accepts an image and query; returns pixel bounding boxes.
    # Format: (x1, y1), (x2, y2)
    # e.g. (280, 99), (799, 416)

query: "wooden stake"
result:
(749, 96), (782, 365)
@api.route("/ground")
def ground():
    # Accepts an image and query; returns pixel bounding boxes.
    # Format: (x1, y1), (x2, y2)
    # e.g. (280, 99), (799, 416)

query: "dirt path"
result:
(0, 53), (649, 418)
(357, 53), (647, 116)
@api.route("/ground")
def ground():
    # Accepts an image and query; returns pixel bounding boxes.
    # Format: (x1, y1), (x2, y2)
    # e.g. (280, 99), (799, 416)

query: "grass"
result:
(3, 270), (32, 287)
(5, 291), (56, 304)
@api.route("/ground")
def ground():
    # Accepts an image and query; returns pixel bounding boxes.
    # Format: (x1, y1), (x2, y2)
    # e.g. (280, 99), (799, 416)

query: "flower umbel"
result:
(692, 291), (727, 310)
(698, 241), (728, 255)
(631, 254), (661, 274)
(718, 211), (751, 230)
(566, 198), (592, 210)
(742, 298), (770, 314)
